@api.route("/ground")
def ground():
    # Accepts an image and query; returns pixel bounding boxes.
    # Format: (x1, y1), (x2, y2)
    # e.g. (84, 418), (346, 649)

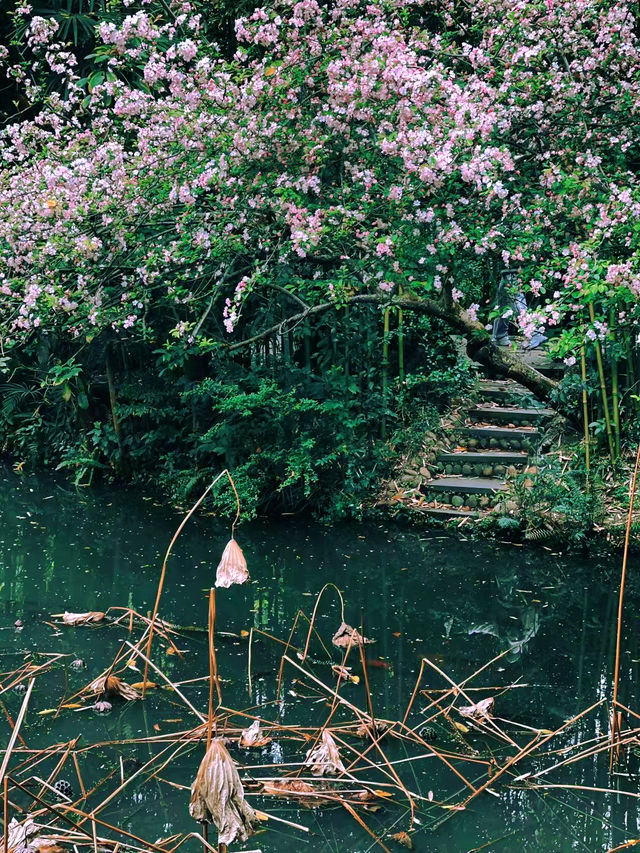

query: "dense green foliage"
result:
(1, 0), (640, 517)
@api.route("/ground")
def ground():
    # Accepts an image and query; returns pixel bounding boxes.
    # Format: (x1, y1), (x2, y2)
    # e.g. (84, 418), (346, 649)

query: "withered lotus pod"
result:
(215, 538), (250, 588)
(189, 739), (259, 845)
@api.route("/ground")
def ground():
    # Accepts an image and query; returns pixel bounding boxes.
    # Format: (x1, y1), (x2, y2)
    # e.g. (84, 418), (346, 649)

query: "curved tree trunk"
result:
(227, 292), (558, 403)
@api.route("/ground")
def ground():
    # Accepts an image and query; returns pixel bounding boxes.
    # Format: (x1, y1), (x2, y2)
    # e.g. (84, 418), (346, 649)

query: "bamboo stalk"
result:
(381, 307), (390, 439)
(610, 441), (640, 770)
(397, 307), (404, 382)
(580, 343), (590, 472)
(588, 303), (615, 459)
(611, 307), (621, 458)
(105, 345), (124, 470)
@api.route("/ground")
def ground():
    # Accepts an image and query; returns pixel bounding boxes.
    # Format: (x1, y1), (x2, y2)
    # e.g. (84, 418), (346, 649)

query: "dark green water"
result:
(1, 470), (639, 852)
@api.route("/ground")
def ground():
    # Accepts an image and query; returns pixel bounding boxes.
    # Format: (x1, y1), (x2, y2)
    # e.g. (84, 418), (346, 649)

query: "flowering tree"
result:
(1, 0), (639, 470)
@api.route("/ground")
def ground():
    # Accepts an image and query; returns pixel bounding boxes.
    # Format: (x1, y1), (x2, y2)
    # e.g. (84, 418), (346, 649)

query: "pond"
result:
(0, 469), (638, 853)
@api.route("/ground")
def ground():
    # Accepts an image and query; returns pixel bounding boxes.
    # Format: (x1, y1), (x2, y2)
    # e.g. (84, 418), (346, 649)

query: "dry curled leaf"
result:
(189, 739), (259, 846)
(356, 720), (390, 739)
(332, 622), (373, 649)
(89, 674), (140, 701)
(458, 696), (495, 720)
(262, 779), (333, 808)
(390, 831), (413, 849)
(1, 816), (38, 853)
(331, 664), (360, 684)
(215, 539), (250, 588)
(60, 611), (105, 626)
(239, 719), (272, 748)
(305, 730), (345, 777)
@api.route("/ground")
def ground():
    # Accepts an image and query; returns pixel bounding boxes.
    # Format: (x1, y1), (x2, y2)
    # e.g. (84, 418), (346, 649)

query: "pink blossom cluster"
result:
(0, 0), (639, 360)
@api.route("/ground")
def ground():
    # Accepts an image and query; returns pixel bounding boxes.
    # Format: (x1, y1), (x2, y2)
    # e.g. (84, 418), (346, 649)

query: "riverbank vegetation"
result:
(1, 0), (640, 525)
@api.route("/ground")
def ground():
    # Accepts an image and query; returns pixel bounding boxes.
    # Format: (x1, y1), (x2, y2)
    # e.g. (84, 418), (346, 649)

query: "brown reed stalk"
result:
(276, 610), (302, 703)
(300, 583), (346, 662)
(207, 588), (220, 749)
(0, 678), (34, 782)
(358, 625), (376, 734)
(125, 641), (206, 722)
(3, 776), (8, 853)
(143, 470), (239, 697)
(459, 697), (606, 809)
(606, 841), (640, 852)
(341, 800), (393, 853)
(610, 441), (640, 771)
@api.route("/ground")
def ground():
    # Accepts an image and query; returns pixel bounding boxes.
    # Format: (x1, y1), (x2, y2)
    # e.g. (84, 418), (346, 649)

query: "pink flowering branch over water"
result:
(0, 0), (639, 362)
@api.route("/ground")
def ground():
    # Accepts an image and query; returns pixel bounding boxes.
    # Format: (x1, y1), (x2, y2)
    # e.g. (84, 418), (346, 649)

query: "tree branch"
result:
(226, 292), (558, 401)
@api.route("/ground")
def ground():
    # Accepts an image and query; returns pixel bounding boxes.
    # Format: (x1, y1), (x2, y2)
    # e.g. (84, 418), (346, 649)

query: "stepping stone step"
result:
(457, 425), (539, 451)
(420, 507), (480, 521)
(424, 477), (506, 495)
(437, 450), (528, 477)
(518, 348), (564, 377)
(477, 380), (534, 404)
(469, 405), (555, 426)
(420, 476), (506, 509)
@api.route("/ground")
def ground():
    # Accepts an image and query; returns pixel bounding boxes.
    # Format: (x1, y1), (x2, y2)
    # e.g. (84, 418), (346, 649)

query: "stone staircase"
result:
(418, 364), (562, 522)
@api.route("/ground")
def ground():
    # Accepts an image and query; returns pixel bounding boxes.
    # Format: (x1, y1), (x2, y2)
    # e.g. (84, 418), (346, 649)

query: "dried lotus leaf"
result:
(61, 611), (105, 626)
(262, 779), (333, 808)
(458, 696), (495, 720)
(89, 674), (140, 701)
(239, 719), (271, 748)
(215, 539), (250, 588)
(304, 729), (345, 777)
(189, 739), (259, 845)
(331, 622), (373, 649)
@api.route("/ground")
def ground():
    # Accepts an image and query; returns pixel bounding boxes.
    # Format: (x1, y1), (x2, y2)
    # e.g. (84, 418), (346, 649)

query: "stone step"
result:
(477, 380), (534, 404)
(420, 476), (506, 509)
(456, 425), (539, 451)
(437, 451), (528, 477)
(424, 476), (506, 495)
(420, 507), (480, 521)
(518, 348), (564, 377)
(469, 405), (555, 426)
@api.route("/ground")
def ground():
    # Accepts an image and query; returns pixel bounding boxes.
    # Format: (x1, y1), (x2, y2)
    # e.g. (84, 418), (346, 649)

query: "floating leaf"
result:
(239, 719), (272, 748)
(215, 539), (250, 588)
(262, 779), (333, 808)
(332, 622), (373, 649)
(60, 611), (105, 626)
(189, 739), (259, 845)
(458, 697), (495, 720)
(305, 730), (345, 776)
(89, 674), (140, 701)
(331, 664), (360, 684)
(390, 830), (413, 849)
